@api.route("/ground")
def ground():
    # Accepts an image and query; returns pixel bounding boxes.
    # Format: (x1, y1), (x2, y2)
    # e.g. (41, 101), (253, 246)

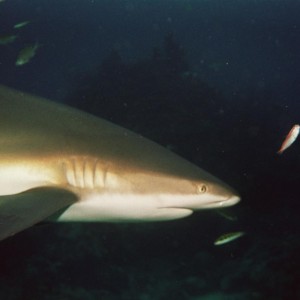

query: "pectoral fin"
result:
(0, 187), (78, 241)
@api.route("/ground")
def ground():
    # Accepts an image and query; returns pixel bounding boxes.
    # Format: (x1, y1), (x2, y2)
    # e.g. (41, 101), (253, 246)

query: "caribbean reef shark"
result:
(0, 85), (240, 241)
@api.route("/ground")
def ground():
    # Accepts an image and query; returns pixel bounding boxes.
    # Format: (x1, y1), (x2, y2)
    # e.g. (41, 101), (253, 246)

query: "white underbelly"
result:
(54, 193), (193, 222)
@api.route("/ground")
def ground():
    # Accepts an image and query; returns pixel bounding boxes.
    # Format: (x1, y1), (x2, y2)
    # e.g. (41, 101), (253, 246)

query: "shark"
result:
(0, 85), (240, 241)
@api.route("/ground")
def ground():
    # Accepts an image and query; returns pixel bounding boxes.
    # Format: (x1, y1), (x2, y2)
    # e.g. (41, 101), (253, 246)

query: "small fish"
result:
(14, 21), (31, 29)
(214, 231), (245, 246)
(0, 34), (17, 45)
(216, 209), (238, 221)
(277, 124), (300, 154)
(15, 42), (39, 66)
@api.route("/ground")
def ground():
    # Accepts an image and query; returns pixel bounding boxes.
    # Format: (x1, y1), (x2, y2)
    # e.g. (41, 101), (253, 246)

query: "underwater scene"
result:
(0, 0), (299, 299)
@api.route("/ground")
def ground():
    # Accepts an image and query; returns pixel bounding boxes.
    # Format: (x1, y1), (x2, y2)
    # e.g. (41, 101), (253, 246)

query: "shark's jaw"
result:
(51, 192), (240, 222)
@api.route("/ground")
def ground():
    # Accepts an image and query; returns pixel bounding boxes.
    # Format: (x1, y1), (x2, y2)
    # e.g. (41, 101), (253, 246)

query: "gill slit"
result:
(92, 159), (97, 189)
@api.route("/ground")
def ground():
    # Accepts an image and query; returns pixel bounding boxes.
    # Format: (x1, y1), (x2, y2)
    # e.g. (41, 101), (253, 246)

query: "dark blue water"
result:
(0, 1), (299, 299)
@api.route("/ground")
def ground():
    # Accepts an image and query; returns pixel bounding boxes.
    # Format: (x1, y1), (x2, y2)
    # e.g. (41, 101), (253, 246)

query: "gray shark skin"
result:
(0, 85), (240, 241)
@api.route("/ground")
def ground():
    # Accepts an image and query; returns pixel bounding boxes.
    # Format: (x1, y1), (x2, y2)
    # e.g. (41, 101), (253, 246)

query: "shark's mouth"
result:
(198, 195), (240, 209)
(197, 195), (240, 209)
(160, 195), (240, 211)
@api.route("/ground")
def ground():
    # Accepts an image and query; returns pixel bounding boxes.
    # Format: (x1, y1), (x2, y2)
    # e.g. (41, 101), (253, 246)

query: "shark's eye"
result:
(197, 184), (207, 194)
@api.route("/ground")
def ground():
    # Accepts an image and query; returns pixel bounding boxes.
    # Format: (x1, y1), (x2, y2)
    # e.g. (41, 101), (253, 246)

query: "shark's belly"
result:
(52, 192), (193, 222)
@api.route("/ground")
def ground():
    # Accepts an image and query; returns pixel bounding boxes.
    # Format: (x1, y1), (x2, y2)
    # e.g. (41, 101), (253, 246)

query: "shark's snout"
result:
(225, 194), (240, 206)
(198, 193), (240, 209)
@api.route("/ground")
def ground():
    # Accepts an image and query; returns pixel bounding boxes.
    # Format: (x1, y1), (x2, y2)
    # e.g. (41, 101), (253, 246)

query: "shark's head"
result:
(57, 144), (240, 222)
(156, 171), (240, 212)
(106, 162), (241, 221)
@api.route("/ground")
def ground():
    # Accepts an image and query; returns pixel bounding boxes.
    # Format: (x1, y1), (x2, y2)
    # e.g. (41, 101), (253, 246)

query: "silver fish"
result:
(0, 34), (17, 45)
(14, 21), (31, 29)
(214, 231), (245, 246)
(15, 43), (39, 66)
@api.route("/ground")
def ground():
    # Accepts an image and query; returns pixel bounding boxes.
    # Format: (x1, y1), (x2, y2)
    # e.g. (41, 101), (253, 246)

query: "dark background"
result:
(0, 1), (299, 299)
